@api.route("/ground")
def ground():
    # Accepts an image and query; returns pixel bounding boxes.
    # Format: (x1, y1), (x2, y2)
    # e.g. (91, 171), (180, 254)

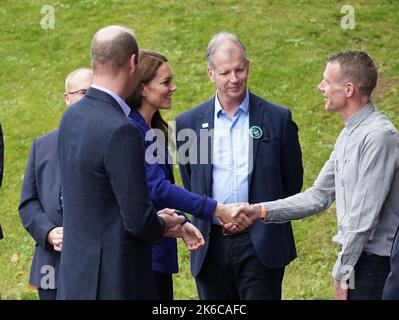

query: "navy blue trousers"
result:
(196, 227), (284, 300)
(348, 252), (390, 300)
(153, 271), (173, 300)
(38, 288), (57, 300)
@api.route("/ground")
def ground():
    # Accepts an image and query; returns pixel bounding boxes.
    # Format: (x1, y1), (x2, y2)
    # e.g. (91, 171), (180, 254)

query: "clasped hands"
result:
(157, 209), (205, 251)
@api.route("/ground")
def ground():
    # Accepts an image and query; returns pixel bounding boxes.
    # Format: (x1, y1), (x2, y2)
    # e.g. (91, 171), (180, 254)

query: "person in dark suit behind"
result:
(383, 229), (399, 299)
(18, 68), (93, 300)
(57, 25), (184, 300)
(175, 32), (303, 300)
(0, 120), (3, 240)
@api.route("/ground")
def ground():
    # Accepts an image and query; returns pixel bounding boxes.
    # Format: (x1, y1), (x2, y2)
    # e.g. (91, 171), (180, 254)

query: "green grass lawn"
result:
(0, 0), (398, 300)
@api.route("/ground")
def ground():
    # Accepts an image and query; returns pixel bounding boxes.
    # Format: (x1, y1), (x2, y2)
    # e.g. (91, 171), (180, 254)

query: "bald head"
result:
(91, 25), (138, 76)
(65, 68), (93, 92)
(64, 68), (93, 106)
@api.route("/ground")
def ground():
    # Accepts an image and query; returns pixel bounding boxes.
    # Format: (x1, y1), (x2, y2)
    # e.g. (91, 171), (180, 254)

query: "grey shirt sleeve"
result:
(262, 150), (336, 222)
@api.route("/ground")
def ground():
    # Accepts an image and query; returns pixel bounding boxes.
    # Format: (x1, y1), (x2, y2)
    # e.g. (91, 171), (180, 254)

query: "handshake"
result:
(213, 203), (263, 234)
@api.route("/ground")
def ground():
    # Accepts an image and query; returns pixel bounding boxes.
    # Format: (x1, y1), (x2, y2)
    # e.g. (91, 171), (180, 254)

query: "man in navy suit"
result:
(57, 25), (184, 300)
(0, 121), (3, 240)
(383, 229), (399, 299)
(19, 68), (93, 300)
(175, 32), (303, 299)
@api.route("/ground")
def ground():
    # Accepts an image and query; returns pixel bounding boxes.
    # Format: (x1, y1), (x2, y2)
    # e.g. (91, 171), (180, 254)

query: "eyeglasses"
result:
(67, 89), (88, 95)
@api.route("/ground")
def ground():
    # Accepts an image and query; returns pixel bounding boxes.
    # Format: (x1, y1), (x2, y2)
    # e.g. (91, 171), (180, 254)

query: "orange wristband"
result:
(260, 205), (266, 221)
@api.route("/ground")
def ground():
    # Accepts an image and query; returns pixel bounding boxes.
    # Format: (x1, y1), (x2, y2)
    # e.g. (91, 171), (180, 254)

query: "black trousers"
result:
(153, 271), (173, 300)
(38, 288), (57, 300)
(348, 252), (390, 300)
(196, 227), (284, 300)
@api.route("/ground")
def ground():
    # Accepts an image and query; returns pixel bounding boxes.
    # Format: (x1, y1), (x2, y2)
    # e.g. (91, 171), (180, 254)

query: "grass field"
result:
(0, 0), (398, 300)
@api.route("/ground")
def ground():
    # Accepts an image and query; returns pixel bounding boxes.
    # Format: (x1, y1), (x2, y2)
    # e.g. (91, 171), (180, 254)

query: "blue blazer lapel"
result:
(198, 98), (215, 196)
(248, 92), (266, 189)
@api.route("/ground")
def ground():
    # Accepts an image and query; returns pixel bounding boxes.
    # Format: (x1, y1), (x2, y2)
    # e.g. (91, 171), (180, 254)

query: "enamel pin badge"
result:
(249, 126), (263, 139)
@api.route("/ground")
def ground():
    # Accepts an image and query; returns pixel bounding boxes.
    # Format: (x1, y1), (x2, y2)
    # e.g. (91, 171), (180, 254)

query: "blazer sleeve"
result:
(105, 123), (164, 243)
(281, 110), (303, 196)
(18, 139), (57, 249)
(144, 157), (216, 221)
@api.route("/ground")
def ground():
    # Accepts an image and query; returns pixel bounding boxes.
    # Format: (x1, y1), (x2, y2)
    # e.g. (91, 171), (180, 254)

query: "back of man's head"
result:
(328, 50), (377, 98)
(91, 25), (138, 76)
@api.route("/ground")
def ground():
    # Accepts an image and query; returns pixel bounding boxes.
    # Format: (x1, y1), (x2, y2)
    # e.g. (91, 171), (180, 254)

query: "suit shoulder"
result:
(35, 129), (58, 145)
(107, 121), (141, 146)
(176, 98), (214, 124)
(252, 93), (291, 116)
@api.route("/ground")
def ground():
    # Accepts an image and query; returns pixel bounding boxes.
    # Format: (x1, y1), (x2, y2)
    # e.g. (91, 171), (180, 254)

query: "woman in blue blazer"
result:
(126, 50), (217, 300)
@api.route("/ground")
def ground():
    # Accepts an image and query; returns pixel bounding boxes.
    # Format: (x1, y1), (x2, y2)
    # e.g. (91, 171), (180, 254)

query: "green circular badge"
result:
(249, 126), (263, 139)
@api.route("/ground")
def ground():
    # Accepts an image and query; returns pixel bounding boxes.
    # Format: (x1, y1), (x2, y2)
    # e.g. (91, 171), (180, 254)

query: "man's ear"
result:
(207, 67), (214, 83)
(129, 54), (137, 73)
(346, 82), (355, 98)
(64, 92), (69, 105)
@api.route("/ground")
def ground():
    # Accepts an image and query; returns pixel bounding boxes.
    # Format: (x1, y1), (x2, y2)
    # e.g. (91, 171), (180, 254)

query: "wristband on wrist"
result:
(260, 205), (266, 221)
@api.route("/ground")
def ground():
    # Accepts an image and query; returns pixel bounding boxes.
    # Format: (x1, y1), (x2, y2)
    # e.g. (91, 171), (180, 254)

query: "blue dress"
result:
(128, 109), (217, 274)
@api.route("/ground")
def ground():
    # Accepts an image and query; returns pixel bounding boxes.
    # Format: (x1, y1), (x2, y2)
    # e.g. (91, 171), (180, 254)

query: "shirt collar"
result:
(91, 84), (131, 118)
(345, 102), (375, 133)
(215, 89), (249, 118)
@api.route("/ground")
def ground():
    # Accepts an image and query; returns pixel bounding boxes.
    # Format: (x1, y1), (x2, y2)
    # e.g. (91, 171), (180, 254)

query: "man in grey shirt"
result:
(237, 51), (399, 300)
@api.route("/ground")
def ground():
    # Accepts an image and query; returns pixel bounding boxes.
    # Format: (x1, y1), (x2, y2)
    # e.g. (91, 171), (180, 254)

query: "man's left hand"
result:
(334, 279), (348, 300)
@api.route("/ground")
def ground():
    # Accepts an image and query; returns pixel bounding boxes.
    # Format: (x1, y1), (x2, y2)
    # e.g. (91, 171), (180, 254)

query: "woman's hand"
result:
(181, 222), (205, 251)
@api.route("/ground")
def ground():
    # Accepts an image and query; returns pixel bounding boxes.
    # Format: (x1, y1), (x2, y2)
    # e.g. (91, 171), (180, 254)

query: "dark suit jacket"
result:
(383, 228), (399, 299)
(0, 121), (3, 239)
(57, 87), (164, 300)
(176, 91), (303, 277)
(19, 129), (62, 288)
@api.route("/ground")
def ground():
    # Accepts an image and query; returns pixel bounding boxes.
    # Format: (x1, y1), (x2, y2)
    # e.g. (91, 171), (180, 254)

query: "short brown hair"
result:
(91, 26), (138, 75)
(328, 50), (377, 97)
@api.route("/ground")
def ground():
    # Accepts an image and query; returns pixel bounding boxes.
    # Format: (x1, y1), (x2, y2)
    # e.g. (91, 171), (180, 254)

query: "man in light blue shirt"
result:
(212, 89), (249, 224)
(176, 32), (303, 300)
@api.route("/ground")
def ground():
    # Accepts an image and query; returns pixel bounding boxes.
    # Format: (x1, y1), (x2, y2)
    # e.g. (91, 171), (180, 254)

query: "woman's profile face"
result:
(141, 62), (177, 110)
